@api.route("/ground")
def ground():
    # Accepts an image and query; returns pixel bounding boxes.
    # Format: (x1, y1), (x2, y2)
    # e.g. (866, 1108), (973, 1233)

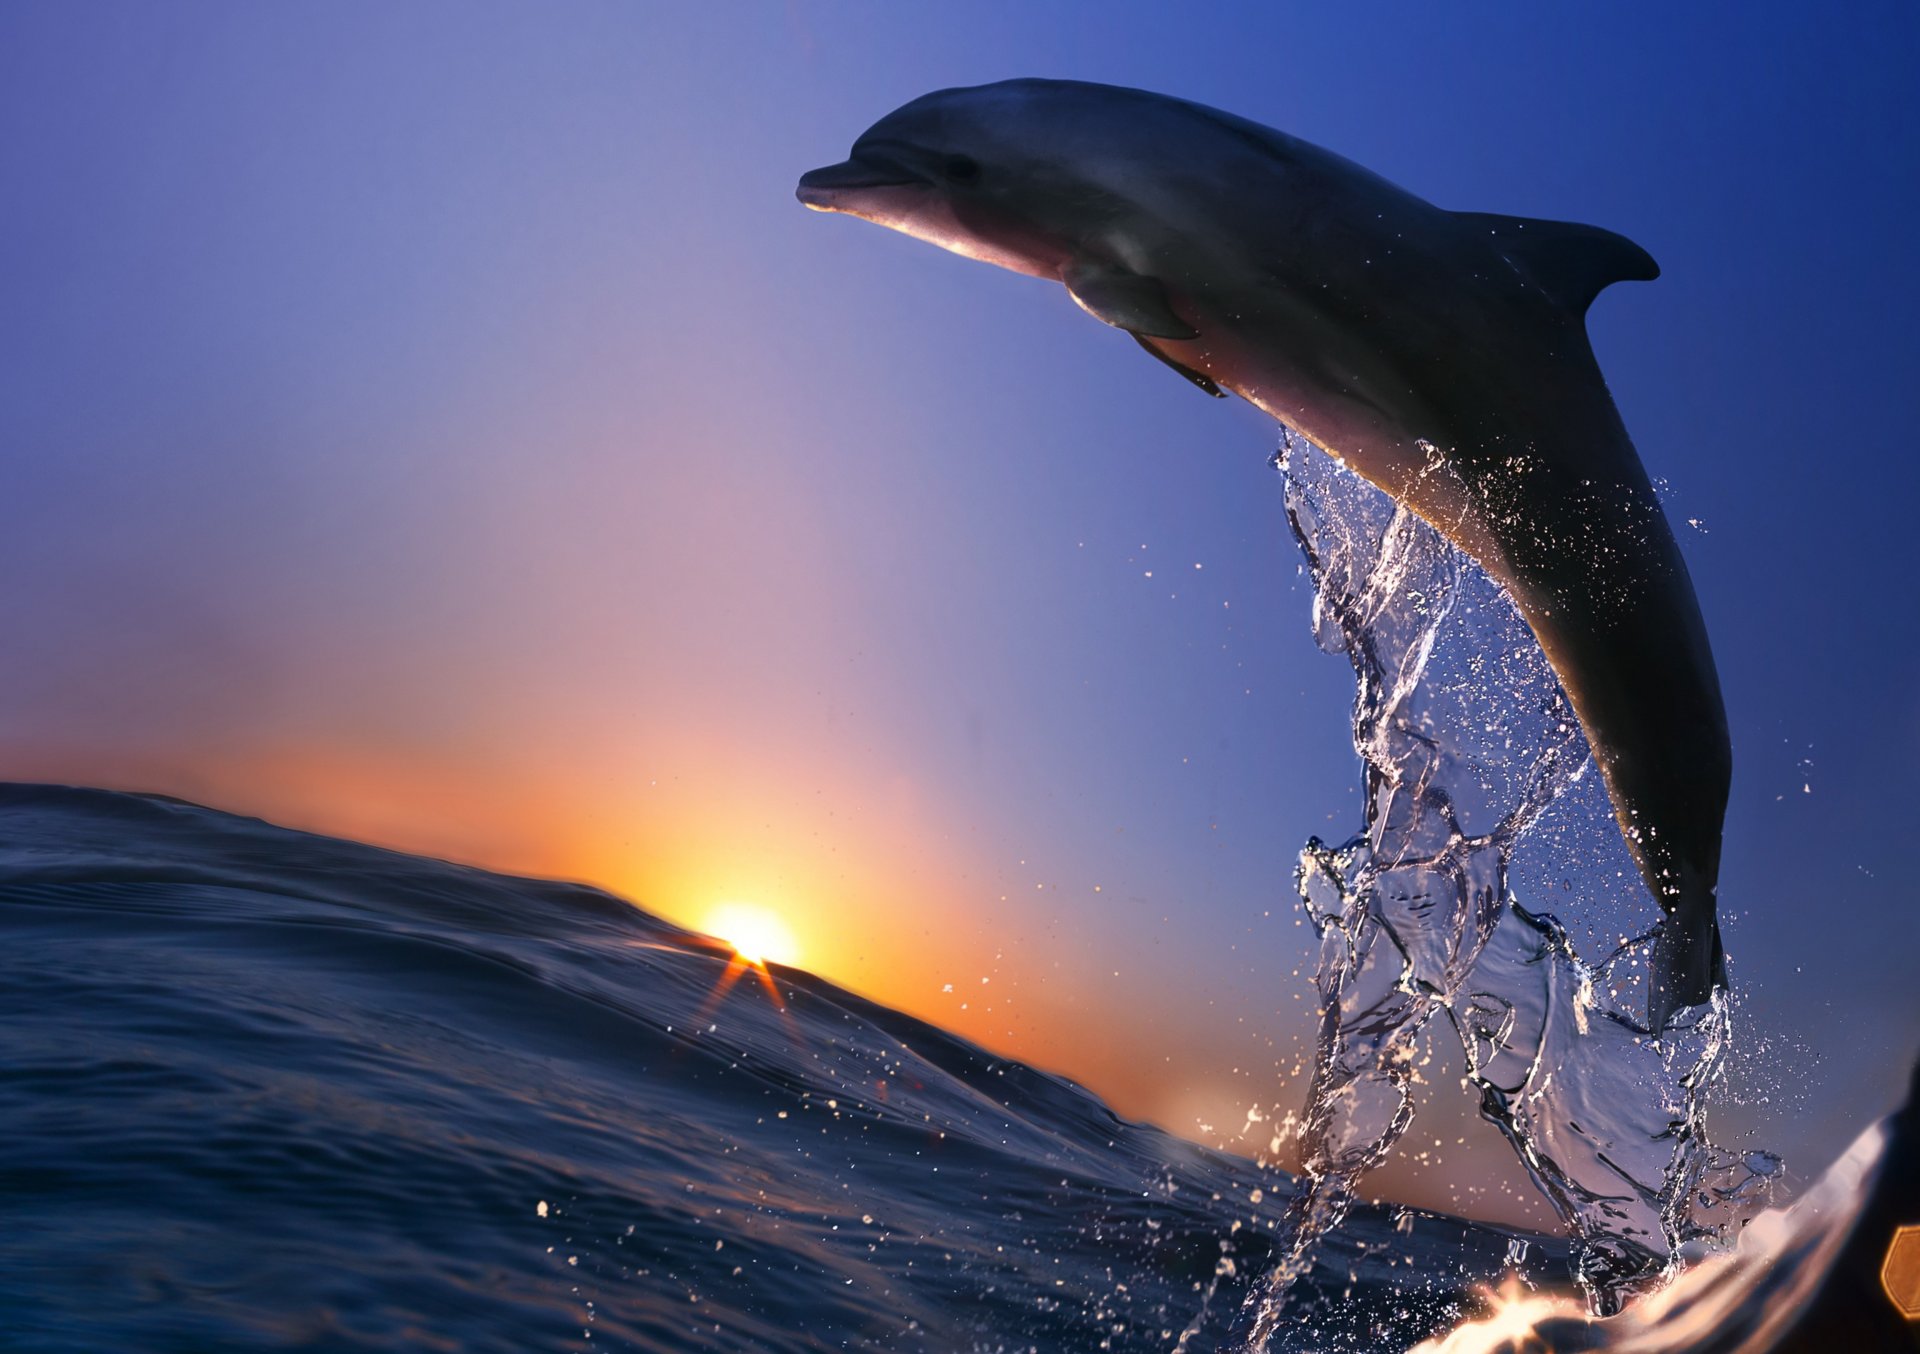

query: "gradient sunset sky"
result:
(4, 2), (1917, 1225)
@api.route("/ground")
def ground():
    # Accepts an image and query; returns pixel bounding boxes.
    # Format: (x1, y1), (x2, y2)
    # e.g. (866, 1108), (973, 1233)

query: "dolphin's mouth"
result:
(796, 149), (927, 209)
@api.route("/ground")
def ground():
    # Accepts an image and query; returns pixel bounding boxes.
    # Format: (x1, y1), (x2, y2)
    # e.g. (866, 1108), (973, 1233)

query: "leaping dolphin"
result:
(798, 79), (1729, 1031)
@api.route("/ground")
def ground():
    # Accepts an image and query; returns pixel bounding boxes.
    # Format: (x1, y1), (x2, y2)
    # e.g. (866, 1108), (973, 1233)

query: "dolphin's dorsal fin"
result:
(1453, 212), (1660, 315)
(1061, 259), (1199, 340)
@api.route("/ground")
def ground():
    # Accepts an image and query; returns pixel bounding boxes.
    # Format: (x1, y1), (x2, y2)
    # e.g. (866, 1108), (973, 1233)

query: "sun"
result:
(703, 901), (799, 968)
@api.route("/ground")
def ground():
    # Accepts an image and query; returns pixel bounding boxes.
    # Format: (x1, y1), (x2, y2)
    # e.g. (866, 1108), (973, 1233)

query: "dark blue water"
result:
(0, 784), (1574, 1353)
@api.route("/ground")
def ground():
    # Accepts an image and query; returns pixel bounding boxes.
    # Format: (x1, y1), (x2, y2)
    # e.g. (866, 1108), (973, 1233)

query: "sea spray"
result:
(1410, 1109), (1893, 1354)
(1242, 435), (1776, 1345)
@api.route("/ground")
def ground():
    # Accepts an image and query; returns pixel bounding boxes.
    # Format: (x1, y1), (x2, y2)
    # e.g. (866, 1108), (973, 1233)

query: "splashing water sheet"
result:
(1242, 433), (1779, 1349)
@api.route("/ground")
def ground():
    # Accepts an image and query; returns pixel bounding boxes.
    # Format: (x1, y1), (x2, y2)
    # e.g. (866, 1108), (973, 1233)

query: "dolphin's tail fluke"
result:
(1646, 887), (1726, 1034)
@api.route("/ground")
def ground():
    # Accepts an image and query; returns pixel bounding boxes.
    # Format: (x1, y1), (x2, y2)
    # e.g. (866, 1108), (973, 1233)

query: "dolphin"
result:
(798, 79), (1729, 1030)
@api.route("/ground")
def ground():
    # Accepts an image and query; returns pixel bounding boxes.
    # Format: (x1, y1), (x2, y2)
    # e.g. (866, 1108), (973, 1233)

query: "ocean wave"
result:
(0, 784), (1559, 1352)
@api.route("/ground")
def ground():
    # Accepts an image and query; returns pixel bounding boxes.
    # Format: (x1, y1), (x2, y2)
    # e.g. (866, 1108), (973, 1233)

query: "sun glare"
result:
(704, 901), (799, 968)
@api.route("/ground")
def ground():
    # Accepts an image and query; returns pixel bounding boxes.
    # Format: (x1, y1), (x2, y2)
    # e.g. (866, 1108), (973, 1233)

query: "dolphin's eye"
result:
(943, 154), (981, 184)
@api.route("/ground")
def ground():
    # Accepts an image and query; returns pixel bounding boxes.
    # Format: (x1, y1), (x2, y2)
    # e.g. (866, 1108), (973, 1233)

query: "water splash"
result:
(1243, 435), (1776, 1345)
(1410, 1112), (1889, 1354)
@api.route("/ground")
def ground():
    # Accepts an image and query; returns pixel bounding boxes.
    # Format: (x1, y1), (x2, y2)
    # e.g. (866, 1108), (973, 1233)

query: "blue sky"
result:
(2, 2), (1915, 1222)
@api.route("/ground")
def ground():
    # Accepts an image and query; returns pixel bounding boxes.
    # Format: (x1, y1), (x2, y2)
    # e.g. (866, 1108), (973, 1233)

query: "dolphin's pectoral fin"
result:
(1453, 212), (1660, 316)
(1131, 333), (1226, 398)
(1061, 259), (1199, 340)
(1065, 261), (1216, 392)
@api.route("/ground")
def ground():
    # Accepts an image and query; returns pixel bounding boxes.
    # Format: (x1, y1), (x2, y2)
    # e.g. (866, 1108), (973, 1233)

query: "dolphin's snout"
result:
(796, 153), (925, 210)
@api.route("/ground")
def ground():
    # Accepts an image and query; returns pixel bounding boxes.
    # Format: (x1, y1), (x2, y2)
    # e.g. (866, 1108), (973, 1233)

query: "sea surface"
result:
(0, 783), (1568, 1353)
(6, 449), (1903, 1353)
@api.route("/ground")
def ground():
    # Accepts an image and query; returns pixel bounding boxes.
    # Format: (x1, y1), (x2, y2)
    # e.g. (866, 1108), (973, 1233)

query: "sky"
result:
(3, 2), (1917, 1227)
